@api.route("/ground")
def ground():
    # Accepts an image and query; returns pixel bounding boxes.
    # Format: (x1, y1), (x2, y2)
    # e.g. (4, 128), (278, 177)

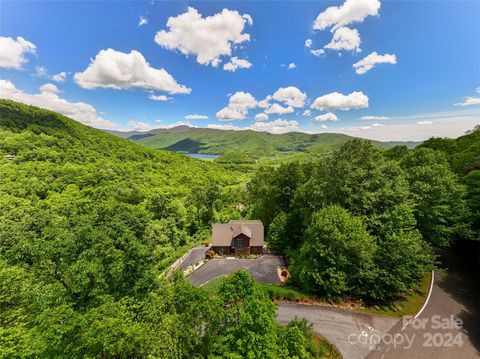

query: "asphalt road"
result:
(366, 243), (480, 359)
(277, 303), (398, 359)
(187, 255), (286, 286)
(186, 242), (480, 359)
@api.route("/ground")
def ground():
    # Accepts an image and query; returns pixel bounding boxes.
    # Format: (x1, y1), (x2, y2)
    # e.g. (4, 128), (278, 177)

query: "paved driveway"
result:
(180, 246), (209, 270)
(188, 255), (286, 286)
(277, 303), (399, 359)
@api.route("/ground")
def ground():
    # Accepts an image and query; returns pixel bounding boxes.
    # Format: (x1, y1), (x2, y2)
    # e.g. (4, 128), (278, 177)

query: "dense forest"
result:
(0, 100), (478, 357)
(0, 100), (332, 358)
(249, 134), (477, 302)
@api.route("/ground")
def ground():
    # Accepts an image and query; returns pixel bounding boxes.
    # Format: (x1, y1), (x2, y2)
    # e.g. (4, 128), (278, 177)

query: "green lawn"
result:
(201, 276), (320, 301)
(200, 276), (227, 295)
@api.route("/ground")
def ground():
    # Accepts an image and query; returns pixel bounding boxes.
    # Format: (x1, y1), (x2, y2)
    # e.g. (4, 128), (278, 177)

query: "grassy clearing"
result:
(200, 276), (227, 295)
(356, 272), (433, 318)
(201, 276), (322, 301)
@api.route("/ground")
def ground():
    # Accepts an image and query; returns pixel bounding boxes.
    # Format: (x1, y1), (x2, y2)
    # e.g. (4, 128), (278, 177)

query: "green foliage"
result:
(463, 170), (480, 233)
(0, 100), (256, 357)
(419, 127), (480, 235)
(267, 211), (289, 253)
(382, 145), (410, 161)
(215, 151), (256, 164)
(248, 139), (447, 301)
(400, 148), (470, 245)
(210, 271), (327, 359)
(290, 206), (376, 298)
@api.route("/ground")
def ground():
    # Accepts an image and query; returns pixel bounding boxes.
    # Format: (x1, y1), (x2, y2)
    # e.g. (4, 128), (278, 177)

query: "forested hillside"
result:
(112, 126), (419, 157)
(0, 100), (332, 358)
(0, 100), (475, 356)
(248, 139), (471, 302)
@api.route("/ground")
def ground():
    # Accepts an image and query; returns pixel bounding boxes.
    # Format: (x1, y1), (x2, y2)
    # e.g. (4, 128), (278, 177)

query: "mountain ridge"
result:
(106, 126), (421, 157)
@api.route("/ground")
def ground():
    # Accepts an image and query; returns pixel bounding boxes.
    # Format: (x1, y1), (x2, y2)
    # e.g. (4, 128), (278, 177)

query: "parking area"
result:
(187, 254), (286, 287)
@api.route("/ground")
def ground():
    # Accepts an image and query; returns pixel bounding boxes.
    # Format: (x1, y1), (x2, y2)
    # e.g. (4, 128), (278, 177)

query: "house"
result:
(211, 220), (264, 256)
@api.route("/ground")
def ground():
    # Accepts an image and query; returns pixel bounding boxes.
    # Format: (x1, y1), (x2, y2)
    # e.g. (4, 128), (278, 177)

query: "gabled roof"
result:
(211, 220), (264, 247)
(232, 224), (251, 238)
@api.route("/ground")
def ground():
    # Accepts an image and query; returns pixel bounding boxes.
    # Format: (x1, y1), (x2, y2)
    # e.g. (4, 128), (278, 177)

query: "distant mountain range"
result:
(106, 126), (421, 157)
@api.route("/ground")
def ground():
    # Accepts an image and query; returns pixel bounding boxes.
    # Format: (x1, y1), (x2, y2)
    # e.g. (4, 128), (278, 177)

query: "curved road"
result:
(185, 244), (479, 358)
(277, 303), (398, 359)
(366, 244), (480, 359)
(278, 244), (480, 359)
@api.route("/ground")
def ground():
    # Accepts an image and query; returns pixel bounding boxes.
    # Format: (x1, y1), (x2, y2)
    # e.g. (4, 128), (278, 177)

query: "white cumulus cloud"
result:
(303, 109), (311, 117)
(272, 86), (307, 108)
(228, 91), (257, 109)
(251, 119), (299, 134)
(324, 27), (361, 52)
(255, 113), (269, 121)
(314, 0), (381, 31)
(315, 112), (338, 122)
(257, 98), (270, 109)
(39, 83), (60, 94)
(207, 123), (242, 130)
(185, 114), (209, 120)
(0, 36), (36, 69)
(265, 103), (294, 115)
(311, 91), (369, 111)
(287, 63), (297, 70)
(305, 39), (312, 48)
(127, 121), (154, 131)
(353, 51), (396, 74)
(154, 7), (252, 68)
(223, 57), (252, 72)
(216, 107), (247, 120)
(0, 79), (116, 129)
(216, 91), (257, 120)
(51, 72), (67, 83)
(74, 48), (190, 94)
(310, 49), (325, 57)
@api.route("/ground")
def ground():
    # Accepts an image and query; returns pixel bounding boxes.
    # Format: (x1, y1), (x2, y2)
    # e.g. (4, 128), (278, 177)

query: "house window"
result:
(233, 237), (244, 249)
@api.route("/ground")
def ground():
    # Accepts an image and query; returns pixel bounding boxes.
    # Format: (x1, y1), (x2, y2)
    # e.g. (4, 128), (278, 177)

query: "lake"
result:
(185, 153), (220, 160)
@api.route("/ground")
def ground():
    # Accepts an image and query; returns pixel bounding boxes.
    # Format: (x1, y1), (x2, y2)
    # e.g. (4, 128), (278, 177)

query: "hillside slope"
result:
(118, 126), (419, 156)
(0, 99), (245, 276)
(0, 100), (329, 357)
(0, 100), (240, 190)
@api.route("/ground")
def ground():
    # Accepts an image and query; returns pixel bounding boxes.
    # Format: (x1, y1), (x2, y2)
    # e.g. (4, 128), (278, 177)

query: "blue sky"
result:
(0, 0), (479, 140)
